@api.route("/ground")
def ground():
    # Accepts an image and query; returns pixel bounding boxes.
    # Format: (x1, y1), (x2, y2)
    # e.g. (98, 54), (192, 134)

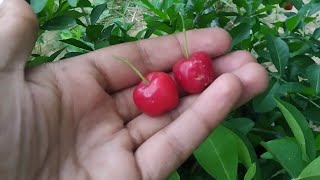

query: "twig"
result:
(296, 93), (320, 109)
(268, 72), (320, 109)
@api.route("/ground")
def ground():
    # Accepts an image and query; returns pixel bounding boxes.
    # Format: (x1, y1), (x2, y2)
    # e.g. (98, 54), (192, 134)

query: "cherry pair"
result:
(132, 51), (216, 117)
(117, 14), (216, 117)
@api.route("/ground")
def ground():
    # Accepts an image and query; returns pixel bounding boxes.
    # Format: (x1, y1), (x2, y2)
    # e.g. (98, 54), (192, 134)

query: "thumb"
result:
(0, 0), (38, 72)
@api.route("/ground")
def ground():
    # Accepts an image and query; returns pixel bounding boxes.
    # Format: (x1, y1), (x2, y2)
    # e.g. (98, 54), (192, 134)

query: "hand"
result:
(0, 0), (268, 179)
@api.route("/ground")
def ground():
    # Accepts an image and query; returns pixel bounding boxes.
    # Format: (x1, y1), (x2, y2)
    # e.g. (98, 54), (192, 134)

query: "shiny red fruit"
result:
(284, 2), (293, 10)
(133, 72), (179, 116)
(173, 51), (216, 94)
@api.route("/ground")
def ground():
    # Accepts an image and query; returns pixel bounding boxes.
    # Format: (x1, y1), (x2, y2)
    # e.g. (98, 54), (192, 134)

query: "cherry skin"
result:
(284, 2), (293, 10)
(133, 72), (179, 117)
(173, 51), (216, 94)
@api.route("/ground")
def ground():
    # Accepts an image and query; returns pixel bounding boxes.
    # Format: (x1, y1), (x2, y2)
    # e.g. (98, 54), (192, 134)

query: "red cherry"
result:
(284, 2), (293, 10)
(133, 72), (179, 116)
(173, 51), (216, 94)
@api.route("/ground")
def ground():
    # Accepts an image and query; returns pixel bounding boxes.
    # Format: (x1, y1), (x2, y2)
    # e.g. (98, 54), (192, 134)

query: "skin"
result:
(0, 0), (268, 180)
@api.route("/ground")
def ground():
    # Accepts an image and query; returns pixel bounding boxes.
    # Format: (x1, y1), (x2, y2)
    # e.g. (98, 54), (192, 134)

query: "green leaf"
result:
(313, 28), (320, 39)
(230, 23), (252, 48)
(316, 135), (320, 151)
(67, 0), (78, 7)
(145, 18), (174, 34)
(86, 25), (104, 41)
(223, 122), (262, 180)
(223, 123), (259, 169)
(288, 55), (315, 80)
(275, 98), (316, 162)
(26, 56), (50, 68)
(197, 11), (217, 28)
(308, 3), (320, 16)
(144, 21), (163, 38)
(114, 22), (130, 39)
(289, 42), (311, 57)
(101, 24), (115, 40)
(90, 2), (108, 24)
(253, 78), (281, 113)
(77, 0), (92, 7)
(254, 5), (275, 14)
(279, 82), (316, 96)
(60, 10), (87, 19)
(56, 1), (71, 14)
(261, 152), (273, 159)
(41, 0), (55, 15)
(232, 0), (253, 13)
(41, 16), (76, 30)
(268, 0), (282, 5)
(291, 95), (309, 110)
(285, 14), (303, 31)
(194, 125), (238, 180)
(227, 118), (255, 135)
(261, 138), (304, 178)
(49, 48), (66, 61)
(60, 38), (93, 51)
(292, 0), (304, 10)
(266, 35), (289, 75)
(244, 163), (257, 180)
(76, 19), (87, 27)
(298, 156), (320, 180)
(62, 52), (84, 59)
(31, 0), (48, 13)
(168, 171), (180, 180)
(141, 0), (169, 20)
(306, 64), (320, 95)
(304, 17), (316, 23)
(285, 4), (310, 31)
(305, 107), (320, 124)
(162, 0), (182, 11)
(94, 40), (110, 49)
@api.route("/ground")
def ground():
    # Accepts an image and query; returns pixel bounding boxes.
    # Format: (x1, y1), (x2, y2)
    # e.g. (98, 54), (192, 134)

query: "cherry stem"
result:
(112, 55), (149, 84)
(179, 12), (190, 58)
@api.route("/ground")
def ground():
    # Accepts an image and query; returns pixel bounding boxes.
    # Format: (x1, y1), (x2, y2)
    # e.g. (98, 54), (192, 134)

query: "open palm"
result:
(0, 1), (268, 180)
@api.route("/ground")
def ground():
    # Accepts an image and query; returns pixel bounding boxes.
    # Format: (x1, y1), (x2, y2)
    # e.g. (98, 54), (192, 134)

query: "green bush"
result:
(29, 0), (320, 179)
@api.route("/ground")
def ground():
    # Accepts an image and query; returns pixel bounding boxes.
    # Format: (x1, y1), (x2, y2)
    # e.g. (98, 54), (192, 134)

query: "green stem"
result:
(112, 55), (149, 84)
(268, 72), (320, 109)
(179, 13), (190, 58)
(296, 93), (320, 109)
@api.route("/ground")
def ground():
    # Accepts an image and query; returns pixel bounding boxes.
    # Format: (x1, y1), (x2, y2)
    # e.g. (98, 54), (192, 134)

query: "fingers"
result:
(135, 73), (243, 179)
(233, 62), (268, 107)
(126, 61), (268, 149)
(62, 28), (231, 92)
(113, 50), (257, 121)
(126, 95), (198, 148)
(0, 0), (38, 72)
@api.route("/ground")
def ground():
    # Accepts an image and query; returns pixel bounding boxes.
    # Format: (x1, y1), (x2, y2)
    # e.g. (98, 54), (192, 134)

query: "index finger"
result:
(62, 28), (231, 93)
